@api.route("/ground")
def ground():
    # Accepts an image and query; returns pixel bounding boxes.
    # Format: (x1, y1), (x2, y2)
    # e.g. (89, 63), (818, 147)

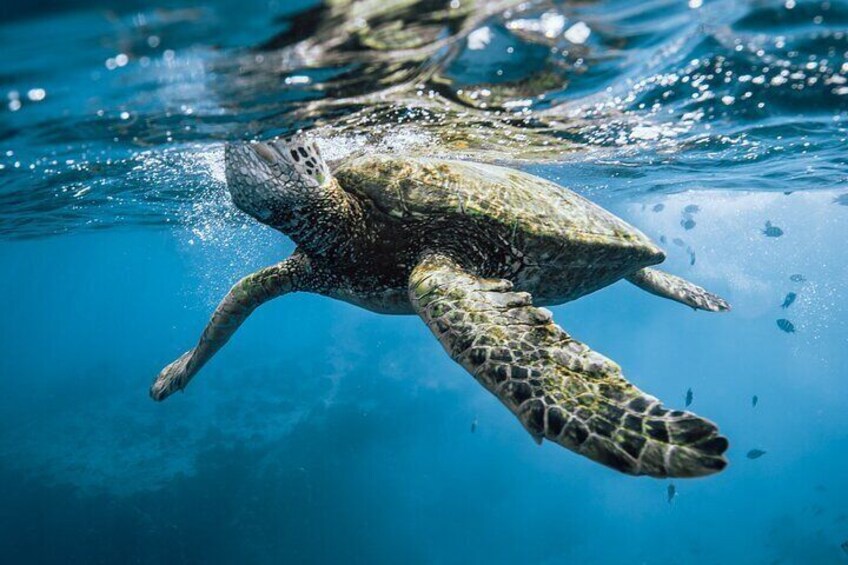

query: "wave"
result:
(0, 0), (845, 238)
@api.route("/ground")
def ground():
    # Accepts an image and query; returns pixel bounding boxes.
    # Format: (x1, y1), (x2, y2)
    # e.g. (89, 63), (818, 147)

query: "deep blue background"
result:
(1, 0), (847, 563)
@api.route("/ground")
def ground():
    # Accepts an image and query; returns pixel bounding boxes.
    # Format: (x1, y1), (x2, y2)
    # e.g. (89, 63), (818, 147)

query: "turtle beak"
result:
(226, 140), (276, 169)
(225, 141), (285, 191)
(225, 141), (276, 206)
(250, 140), (283, 165)
(224, 141), (291, 227)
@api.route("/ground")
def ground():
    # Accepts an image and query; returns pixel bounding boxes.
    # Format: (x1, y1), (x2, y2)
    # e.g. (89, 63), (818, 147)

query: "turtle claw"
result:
(150, 350), (194, 401)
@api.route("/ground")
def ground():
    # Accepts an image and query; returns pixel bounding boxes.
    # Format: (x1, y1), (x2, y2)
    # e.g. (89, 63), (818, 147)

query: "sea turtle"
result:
(151, 135), (731, 478)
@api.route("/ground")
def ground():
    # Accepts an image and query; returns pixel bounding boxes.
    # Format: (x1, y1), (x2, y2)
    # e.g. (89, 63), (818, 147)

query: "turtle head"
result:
(225, 135), (331, 228)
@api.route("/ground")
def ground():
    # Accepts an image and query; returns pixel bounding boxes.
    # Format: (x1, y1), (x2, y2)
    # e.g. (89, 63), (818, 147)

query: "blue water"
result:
(1, 1), (847, 563)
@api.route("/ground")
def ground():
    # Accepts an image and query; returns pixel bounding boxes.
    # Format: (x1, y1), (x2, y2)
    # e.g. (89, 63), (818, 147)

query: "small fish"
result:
(681, 217), (696, 230)
(685, 388), (693, 407)
(762, 221), (784, 237)
(652, 203), (665, 212)
(683, 204), (701, 214)
(776, 319), (796, 333)
(667, 483), (676, 503)
(471, 418), (477, 433)
(747, 449), (767, 459)
(833, 193), (848, 206)
(673, 238), (685, 247)
(842, 540), (848, 556)
(686, 246), (696, 266)
(781, 292), (797, 309)
(789, 274), (806, 283)
(752, 395), (759, 407)
(659, 235), (667, 244)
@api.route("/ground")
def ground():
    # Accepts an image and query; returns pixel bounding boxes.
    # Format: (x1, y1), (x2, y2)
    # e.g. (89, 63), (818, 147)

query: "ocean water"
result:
(1, 0), (847, 563)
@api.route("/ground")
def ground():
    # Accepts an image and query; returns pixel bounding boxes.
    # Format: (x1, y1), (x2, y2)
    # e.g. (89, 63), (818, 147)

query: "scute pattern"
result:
(409, 253), (729, 478)
(334, 154), (667, 305)
(336, 155), (661, 250)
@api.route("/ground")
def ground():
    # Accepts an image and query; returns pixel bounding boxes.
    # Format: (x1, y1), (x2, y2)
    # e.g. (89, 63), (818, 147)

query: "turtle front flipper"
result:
(150, 253), (315, 401)
(409, 253), (729, 478)
(627, 268), (730, 312)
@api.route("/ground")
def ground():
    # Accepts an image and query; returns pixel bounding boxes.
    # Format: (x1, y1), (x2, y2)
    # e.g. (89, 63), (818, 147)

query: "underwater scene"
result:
(1, 0), (847, 563)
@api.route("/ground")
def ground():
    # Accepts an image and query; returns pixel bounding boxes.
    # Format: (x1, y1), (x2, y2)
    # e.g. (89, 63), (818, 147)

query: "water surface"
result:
(1, 0), (847, 563)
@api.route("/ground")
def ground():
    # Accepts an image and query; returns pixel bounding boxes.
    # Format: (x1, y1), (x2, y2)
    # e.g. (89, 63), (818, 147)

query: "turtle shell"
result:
(335, 154), (661, 256)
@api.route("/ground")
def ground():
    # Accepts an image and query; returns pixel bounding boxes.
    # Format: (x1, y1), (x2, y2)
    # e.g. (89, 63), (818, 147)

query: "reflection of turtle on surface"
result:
(152, 135), (731, 478)
(225, 0), (599, 161)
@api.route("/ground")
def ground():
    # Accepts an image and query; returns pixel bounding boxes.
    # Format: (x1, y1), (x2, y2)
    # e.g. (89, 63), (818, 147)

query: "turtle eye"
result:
(253, 143), (279, 165)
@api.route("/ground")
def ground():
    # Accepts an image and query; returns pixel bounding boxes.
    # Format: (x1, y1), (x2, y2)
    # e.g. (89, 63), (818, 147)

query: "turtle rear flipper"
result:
(409, 253), (729, 478)
(627, 268), (730, 312)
